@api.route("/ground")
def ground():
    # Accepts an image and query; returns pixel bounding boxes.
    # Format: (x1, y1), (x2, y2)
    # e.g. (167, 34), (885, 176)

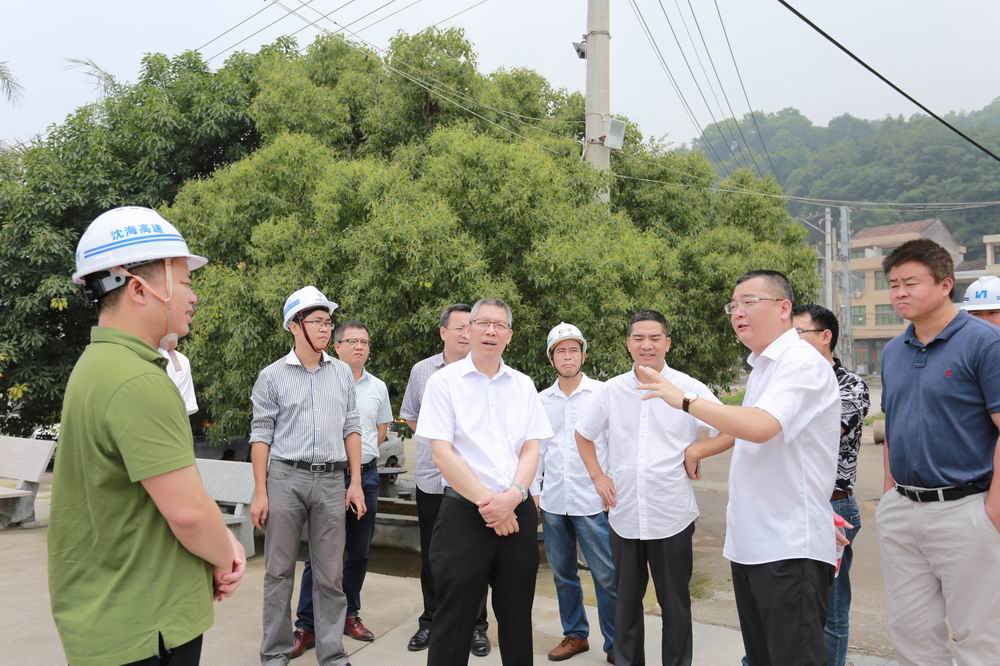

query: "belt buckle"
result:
(310, 462), (327, 473)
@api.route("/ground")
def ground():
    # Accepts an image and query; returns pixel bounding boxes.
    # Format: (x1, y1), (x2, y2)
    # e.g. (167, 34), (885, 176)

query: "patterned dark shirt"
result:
(833, 358), (871, 490)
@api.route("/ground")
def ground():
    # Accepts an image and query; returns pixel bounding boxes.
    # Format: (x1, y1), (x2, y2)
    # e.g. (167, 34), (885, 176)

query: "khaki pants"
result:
(876, 489), (1000, 666)
(260, 464), (348, 666)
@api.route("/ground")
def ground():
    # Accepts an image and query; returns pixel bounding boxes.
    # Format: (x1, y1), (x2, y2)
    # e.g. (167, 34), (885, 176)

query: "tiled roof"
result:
(853, 219), (937, 240)
(956, 258), (986, 271)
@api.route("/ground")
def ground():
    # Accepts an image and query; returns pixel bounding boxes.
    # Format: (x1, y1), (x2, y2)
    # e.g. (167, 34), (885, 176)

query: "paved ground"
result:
(2, 386), (898, 665)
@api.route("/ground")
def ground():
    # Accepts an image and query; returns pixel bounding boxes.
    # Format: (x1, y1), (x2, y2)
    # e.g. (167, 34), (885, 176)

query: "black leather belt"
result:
(352, 460), (377, 474)
(443, 486), (476, 507)
(894, 483), (985, 503)
(276, 459), (347, 473)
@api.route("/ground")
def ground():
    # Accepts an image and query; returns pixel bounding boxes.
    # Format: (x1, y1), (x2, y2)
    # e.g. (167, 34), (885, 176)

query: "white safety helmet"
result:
(546, 322), (587, 358)
(961, 276), (1000, 312)
(282, 286), (339, 330)
(73, 206), (207, 285)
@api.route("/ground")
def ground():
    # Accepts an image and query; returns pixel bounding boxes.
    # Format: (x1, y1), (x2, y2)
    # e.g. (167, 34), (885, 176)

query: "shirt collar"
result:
(747, 327), (799, 367)
(90, 326), (167, 368)
(545, 373), (597, 399)
(458, 352), (512, 380)
(284, 348), (334, 366)
(902, 309), (969, 347)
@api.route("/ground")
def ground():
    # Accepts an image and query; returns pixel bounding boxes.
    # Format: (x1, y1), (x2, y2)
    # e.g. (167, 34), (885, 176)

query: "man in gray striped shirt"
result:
(249, 286), (365, 666)
(400, 303), (491, 657)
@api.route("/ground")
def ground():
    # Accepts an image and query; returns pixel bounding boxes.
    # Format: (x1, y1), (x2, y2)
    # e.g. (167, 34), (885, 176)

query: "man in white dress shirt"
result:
(417, 298), (554, 666)
(637, 270), (841, 666)
(533, 323), (617, 663)
(575, 310), (733, 666)
(162, 348), (198, 415)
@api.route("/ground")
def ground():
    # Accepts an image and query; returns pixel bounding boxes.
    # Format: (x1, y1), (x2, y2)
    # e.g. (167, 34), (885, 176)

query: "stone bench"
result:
(0, 435), (56, 528)
(195, 458), (256, 559)
(377, 466), (405, 494)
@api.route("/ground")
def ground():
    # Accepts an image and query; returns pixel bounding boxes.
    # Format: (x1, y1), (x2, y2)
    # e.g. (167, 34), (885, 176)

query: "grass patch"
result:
(720, 389), (745, 406)
(864, 412), (885, 426)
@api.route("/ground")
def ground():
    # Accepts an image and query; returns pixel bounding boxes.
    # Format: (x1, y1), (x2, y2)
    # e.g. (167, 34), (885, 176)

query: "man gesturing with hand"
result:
(416, 298), (554, 666)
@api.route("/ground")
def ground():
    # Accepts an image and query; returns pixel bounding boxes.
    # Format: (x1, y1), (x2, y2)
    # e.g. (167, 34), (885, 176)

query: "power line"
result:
(654, 0), (750, 172)
(432, 0), (493, 28)
(627, 0), (730, 174)
(204, 0), (332, 63)
(712, 0), (781, 182)
(681, 0), (766, 179)
(195, 1), (282, 53)
(776, 0), (1000, 166)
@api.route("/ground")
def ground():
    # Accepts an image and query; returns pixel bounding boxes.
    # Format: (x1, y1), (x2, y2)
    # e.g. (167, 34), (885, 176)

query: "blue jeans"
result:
(825, 495), (861, 666)
(542, 509), (617, 655)
(296, 465), (380, 630)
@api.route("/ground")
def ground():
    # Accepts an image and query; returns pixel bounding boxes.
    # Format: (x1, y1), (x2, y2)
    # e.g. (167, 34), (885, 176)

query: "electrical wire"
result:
(776, 0), (1000, 166)
(681, 0), (766, 179)
(195, 1), (282, 53)
(713, 0), (781, 181)
(204, 0), (335, 63)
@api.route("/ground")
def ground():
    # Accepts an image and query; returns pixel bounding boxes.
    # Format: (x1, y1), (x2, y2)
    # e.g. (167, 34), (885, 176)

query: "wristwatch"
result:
(682, 391), (699, 413)
(511, 482), (528, 502)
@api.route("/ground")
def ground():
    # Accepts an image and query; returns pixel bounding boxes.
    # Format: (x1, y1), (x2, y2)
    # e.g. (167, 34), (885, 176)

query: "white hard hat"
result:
(73, 206), (207, 284)
(962, 275), (1000, 312)
(546, 322), (587, 357)
(283, 286), (338, 330)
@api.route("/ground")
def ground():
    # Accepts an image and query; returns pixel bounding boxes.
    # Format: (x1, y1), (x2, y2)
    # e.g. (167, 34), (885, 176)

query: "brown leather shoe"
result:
(345, 615), (375, 642)
(606, 652), (615, 664)
(290, 628), (315, 659)
(548, 636), (589, 661)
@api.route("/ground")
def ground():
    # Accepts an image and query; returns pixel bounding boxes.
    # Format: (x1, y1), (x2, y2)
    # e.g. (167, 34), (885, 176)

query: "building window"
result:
(874, 270), (889, 290)
(850, 248), (866, 259)
(876, 304), (902, 326)
(851, 271), (866, 293)
(851, 306), (867, 327)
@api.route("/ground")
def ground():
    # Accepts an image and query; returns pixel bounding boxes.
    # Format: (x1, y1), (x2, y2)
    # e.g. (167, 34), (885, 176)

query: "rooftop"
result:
(853, 219), (937, 241)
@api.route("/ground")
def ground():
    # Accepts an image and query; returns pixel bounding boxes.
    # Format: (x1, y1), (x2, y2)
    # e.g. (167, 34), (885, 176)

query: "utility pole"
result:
(583, 0), (610, 175)
(824, 207), (834, 310)
(839, 206), (854, 369)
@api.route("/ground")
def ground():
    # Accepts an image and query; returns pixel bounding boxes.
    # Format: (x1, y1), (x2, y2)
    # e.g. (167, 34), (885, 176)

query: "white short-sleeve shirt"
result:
(162, 349), (198, 416)
(724, 328), (841, 566)
(416, 354), (554, 494)
(355, 370), (393, 463)
(576, 363), (721, 540)
(533, 374), (608, 516)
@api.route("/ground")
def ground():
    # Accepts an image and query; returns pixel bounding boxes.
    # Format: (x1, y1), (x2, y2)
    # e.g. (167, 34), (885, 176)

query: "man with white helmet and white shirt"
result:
(49, 206), (245, 666)
(249, 286), (365, 666)
(533, 323), (617, 664)
(962, 275), (1000, 327)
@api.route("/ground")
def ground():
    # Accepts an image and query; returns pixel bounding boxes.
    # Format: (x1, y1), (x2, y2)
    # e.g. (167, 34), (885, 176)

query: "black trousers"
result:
(426, 489), (539, 666)
(121, 634), (203, 665)
(416, 488), (488, 631)
(611, 522), (695, 666)
(731, 558), (834, 666)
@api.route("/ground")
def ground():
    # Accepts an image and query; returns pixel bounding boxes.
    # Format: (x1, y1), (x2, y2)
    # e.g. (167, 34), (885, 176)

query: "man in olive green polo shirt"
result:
(49, 207), (246, 666)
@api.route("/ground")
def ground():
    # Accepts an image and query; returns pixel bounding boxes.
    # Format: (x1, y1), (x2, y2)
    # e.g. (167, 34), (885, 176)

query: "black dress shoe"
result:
(407, 626), (431, 651)
(470, 627), (491, 657)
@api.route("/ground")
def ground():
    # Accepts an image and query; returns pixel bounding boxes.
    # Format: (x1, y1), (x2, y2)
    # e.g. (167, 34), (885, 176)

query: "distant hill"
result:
(696, 99), (1000, 260)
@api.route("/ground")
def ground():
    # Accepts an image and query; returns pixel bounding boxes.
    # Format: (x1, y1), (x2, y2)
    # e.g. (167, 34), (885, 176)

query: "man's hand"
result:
(985, 498), (1000, 535)
(250, 492), (268, 529)
(684, 446), (702, 480)
(592, 473), (617, 510)
(635, 365), (684, 409)
(532, 495), (542, 522)
(836, 519), (854, 548)
(478, 488), (521, 526)
(490, 513), (520, 537)
(346, 480), (367, 519)
(213, 531), (247, 601)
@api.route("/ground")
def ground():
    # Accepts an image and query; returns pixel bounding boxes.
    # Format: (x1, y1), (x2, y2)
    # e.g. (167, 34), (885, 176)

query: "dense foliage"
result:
(1, 29), (816, 440)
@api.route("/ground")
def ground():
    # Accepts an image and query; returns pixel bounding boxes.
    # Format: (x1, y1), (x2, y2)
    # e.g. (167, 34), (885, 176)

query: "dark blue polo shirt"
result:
(880, 310), (1000, 489)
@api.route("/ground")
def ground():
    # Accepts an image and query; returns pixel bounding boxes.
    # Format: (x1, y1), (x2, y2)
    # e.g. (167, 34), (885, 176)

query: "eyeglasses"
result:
(337, 338), (370, 347)
(301, 319), (334, 330)
(470, 319), (510, 332)
(795, 328), (824, 335)
(724, 296), (782, 315)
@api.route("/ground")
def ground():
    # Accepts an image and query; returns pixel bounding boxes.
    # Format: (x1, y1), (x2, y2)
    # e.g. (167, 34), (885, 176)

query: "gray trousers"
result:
(260, 464), (348, 666)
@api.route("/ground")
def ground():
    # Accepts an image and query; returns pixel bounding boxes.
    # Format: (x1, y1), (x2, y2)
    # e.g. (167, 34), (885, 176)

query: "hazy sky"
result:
(3, 0), (999, 149)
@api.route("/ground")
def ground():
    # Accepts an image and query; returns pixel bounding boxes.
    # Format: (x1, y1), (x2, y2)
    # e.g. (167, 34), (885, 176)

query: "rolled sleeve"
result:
(399, 364), (423, 422)
(249, 371), (278, 445)
(414, 374), (455, 442)
(341, 371), (362, 439)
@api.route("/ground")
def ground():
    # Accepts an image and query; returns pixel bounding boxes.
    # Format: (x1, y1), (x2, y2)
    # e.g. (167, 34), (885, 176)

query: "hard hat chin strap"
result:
(296, 313), (330, 354)
(113, 259), (181, 371)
